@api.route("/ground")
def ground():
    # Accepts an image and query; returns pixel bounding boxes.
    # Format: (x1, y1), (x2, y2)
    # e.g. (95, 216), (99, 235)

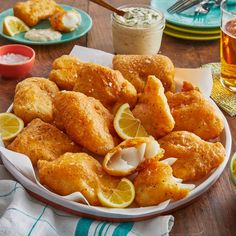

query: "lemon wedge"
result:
(114, 103), (148, 140)
(3, 16), (30, 36)
(98, 178), (135, 208)
(0, 113), (24, 141)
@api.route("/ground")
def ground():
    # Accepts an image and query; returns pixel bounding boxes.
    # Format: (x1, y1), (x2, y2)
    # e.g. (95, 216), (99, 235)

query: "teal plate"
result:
(151, 0), (236, 29)
(0, 4), (92, 45)
(164, 26), (220, 41)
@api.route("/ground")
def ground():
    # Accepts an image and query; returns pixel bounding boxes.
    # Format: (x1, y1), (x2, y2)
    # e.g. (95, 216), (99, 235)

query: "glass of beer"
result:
(220, 0), (236, 92)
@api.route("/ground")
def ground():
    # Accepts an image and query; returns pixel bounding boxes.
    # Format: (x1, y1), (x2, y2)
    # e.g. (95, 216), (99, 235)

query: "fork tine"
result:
(170, 0), (202, 14)
(167, 0), (189, 12)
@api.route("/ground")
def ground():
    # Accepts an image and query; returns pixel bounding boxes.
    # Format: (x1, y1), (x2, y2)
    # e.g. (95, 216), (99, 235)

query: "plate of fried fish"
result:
(0, 48), (232, 221)
(0, 0), (92, 45)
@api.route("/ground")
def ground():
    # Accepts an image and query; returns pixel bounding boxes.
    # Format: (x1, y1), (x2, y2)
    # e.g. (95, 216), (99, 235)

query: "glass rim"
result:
(221, 0), (236, 16)
(112, 4), (165, 28)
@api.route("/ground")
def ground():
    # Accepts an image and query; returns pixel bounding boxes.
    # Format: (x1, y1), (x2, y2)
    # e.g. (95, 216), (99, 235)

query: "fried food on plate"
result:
(166, 81), (224, 140)
(50, 10), (82, 32)
(53, 91), (117, 155)
(14, 0), (62, 27)
(158, 131), (225, 181)
(8, 118), (80, 166)
(103, 137), (164, 177)
(73, 63), (137, 110)
(113, 54), (175, 93)
(134, 159), (194, 207)
(49, 55), (82, 90)
(13, 77), (59, 124)
(38, 152), (120, 205)
(132, 76), (175, 139)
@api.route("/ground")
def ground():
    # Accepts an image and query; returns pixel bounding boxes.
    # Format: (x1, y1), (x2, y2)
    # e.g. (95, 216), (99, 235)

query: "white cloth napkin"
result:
(0, 164), (174, 236)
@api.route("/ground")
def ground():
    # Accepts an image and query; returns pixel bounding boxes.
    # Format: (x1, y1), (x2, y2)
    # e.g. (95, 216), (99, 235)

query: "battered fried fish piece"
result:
(38, 152), (120, 205)
(14, 0), (62, 27)
(49, 55), (82, 90)
(166, 82), (224, 140)
(8, 118), (80, 166)
(13, 77), (59, 124)
(50, 10), (82, 32)
(53, 91), (116, 155)
(73, 63), (137, 109)
(158, 131), (226, 181)
(134, 159), (192, 207)
(132, 76), (175, 139)
(113, 54), (175, 93)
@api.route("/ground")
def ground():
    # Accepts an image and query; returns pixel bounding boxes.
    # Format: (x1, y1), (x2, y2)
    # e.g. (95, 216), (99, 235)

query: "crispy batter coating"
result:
(14, 0), (62, 27)
(50, 10), (82, 32)
(134, 160), (190, 207)
(38, 152), (120, 205)
(158, 131), (225, 181)
(53, 91), (117, 155)
(113, 54), (175, 93)
(8, 119), (80, 166)
(49, 55), (82, 90)
(73, 63), (137, 110)
(132, 76), (175, 139)
(13, 77), (59, 124)
(166, 82), (224, 140)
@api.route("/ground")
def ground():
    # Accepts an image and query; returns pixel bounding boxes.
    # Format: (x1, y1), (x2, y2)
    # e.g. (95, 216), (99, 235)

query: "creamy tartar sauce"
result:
(25, 28), (62, 41)
(114, 7), (162, 27)
(112, 6), (165, 55)
(0, 53), (30, 64)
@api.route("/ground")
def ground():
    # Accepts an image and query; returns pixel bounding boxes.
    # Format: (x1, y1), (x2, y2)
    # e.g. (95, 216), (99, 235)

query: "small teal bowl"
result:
(230, 152), (236, 191)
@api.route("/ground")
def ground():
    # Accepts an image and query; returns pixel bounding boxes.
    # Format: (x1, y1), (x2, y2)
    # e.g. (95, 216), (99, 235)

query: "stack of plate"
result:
(151, 0), (220, 41)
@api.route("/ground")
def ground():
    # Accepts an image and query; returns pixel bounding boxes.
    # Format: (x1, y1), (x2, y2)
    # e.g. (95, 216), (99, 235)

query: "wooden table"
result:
(0, 0), (236, 235)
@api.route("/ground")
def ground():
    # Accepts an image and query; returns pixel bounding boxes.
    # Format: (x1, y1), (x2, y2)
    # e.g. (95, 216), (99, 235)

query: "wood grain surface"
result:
(0, 1), (236, 235)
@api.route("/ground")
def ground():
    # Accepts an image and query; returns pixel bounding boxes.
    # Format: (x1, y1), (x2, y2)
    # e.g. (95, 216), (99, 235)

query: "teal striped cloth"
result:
(0, 165), (174, 236)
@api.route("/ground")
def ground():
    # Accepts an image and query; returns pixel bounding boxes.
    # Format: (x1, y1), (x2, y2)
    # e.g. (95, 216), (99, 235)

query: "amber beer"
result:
(221, 19), (236, 92)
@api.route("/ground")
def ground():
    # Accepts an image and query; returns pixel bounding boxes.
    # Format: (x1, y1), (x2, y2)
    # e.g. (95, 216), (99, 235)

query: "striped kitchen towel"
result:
(0, 165), (174, 236)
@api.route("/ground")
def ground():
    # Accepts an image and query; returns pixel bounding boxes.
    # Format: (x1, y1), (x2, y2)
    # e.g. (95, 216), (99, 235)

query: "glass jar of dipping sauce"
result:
(112, 5), (165, 55)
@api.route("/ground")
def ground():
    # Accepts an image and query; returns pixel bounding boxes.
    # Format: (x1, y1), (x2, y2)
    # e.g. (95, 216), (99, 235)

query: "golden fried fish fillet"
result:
(38, 152), (120, 205)
(73, 63), (137, 110)
(49, 55), (82, 90)
(50, 10), (82, 32)
(158, 131), (225, 181)
(134, 159), (192, 207)
(8, 118), (80, 166)
(53, 91), (117, 155)
(166, 82), (224, 140)
(113, 54), (175, 93)
(13, 77), (59, 124)
(132, 76), (175, 139)
(14, 0), (62, 27)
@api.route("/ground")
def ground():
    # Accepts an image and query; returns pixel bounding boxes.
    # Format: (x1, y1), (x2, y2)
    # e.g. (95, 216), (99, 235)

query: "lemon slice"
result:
(98, 178), (135, 208)
(3, 16), (30, 36)
(114, 103), (148, 140)
(0, 113), (24, 141)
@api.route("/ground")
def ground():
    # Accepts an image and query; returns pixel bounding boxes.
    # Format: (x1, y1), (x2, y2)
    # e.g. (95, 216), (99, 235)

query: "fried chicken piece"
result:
(158, 131), (226, 181)
(8, 118), (80, 166)
(38, 152), (120, 205)
(166, 82), (224, 140)
(132, 76), (175, 139)
(49, 55), (82, 90)
(73, 63), (137, 110)
(113, 54), (175, 93)
(14, 0), (63, 27)
(50, 10), (82, 32)
(134, 159), (192, 207)
(53, 91), (117, 155)
(13, 77), (59, 124)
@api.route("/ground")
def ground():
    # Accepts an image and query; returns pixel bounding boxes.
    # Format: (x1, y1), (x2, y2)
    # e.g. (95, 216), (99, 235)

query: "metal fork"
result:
(167, 0), (203, 14)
